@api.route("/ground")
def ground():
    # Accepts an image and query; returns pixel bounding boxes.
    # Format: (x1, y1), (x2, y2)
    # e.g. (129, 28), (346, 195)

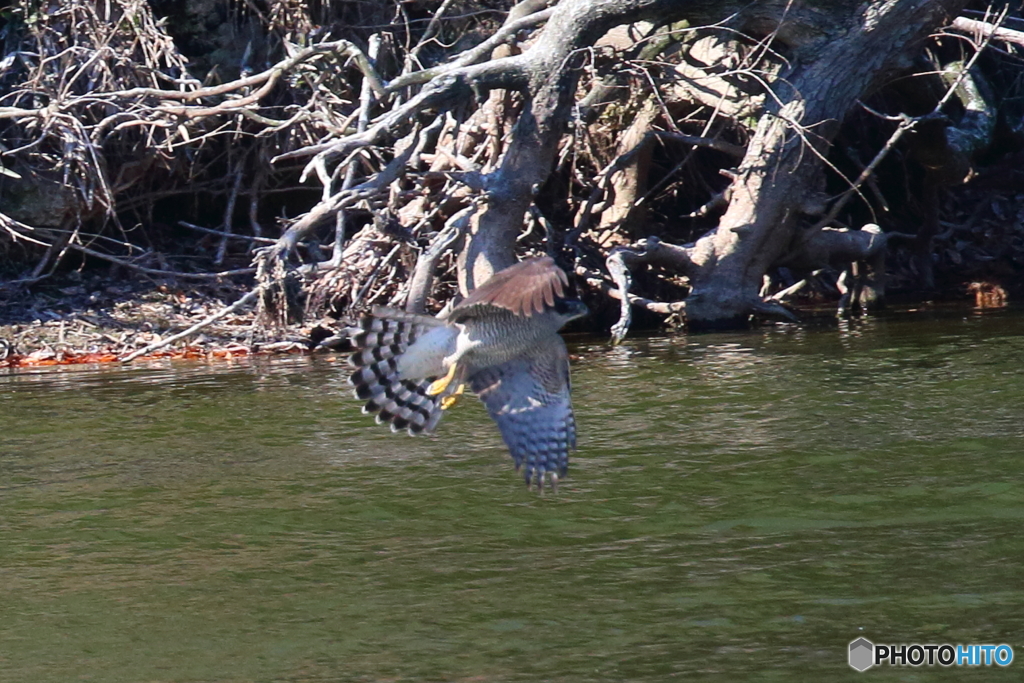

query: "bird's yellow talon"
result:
(440, 383), (465, 410)
(427, 363), (458, 396)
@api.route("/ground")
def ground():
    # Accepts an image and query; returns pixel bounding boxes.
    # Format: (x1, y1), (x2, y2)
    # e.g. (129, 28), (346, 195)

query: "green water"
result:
(2, 310), (1023, 681)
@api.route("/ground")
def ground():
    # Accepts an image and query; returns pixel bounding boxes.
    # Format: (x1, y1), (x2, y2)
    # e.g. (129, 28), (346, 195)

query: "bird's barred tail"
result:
(348, 308), (445, 436)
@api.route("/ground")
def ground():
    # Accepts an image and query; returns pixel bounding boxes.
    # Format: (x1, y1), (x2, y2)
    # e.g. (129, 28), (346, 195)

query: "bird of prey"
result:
(348, 257), (587, 490)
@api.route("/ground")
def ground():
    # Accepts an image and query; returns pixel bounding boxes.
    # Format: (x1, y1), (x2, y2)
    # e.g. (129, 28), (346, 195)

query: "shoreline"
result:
(0, 276), (312, 368)
(1, 270), (1009, 369)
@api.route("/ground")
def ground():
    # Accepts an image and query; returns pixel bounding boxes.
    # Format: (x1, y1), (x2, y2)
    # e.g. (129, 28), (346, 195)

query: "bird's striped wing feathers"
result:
(450, 256), (568, 320)
(348, 308), (446, 435)
(467, 335), (576, 488)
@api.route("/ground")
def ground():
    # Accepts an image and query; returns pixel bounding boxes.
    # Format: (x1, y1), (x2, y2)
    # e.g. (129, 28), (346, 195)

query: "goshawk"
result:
(348, 257), (587, 489)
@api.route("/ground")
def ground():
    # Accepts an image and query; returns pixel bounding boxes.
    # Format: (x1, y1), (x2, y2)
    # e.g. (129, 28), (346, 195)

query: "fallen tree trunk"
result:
(275, 0), (969, 332)
(621, 0), (970, 329)
(5, 0), (1017, 350)
(258, 0), (865, 314)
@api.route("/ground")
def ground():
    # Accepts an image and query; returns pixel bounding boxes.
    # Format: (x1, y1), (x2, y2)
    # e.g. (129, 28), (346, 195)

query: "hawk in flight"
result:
(348, 257), (587, 490)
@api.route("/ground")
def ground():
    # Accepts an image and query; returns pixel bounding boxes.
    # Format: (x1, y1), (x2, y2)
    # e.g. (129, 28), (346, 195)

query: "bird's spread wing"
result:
(450, 256), (568, 320)
(348, 308), (447, 435)
(467, 335), (576, 488)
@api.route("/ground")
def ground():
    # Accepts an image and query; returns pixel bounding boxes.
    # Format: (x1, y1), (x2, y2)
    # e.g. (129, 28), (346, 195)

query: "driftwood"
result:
(119, 286), (264, 363)
(0, 0), (384, 293)
(4, 0), (1020, 352)
(249, 0), (981, 336)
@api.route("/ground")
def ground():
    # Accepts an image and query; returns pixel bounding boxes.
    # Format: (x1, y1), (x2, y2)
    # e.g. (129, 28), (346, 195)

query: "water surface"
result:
(2, 309), (1023, 681)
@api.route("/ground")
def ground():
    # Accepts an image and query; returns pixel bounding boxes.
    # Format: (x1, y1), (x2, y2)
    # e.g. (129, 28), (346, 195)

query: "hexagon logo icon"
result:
(849, 638), (874, 671)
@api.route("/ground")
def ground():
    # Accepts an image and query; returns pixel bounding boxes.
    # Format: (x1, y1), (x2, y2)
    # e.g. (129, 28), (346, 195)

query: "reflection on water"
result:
(3, 309), (1024, 681)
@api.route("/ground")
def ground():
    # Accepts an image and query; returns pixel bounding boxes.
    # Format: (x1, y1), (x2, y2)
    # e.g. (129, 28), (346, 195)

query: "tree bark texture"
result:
(457, 0), (968, 327)
(455, 0), (823, 290)
(247, 0), (972, 330)
(680, 0), (970, 327)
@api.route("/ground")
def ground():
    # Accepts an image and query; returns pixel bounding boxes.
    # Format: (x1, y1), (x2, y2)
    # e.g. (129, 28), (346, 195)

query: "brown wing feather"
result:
(452, 256), (568, 318)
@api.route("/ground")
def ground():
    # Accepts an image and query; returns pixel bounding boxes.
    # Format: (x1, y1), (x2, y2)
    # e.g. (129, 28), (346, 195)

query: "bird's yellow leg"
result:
(440, 383), (465, 410)
(427, 362), (458, 396)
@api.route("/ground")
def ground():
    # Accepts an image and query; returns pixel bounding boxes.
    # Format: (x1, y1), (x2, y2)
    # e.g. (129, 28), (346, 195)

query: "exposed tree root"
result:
(4, 0), (1023, 355)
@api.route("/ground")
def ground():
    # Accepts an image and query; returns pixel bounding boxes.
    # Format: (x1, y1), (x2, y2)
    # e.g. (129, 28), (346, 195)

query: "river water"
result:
(2, 308), (1022, 681)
